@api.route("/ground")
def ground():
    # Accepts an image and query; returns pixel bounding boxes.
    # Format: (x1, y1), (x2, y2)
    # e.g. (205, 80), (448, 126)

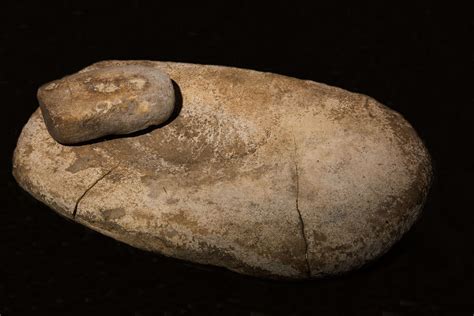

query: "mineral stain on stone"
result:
(102, 208), (126, 221)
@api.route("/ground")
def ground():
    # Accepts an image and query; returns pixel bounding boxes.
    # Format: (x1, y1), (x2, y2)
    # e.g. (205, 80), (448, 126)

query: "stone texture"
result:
(37, 64), (175, 144)
(13, 60), (432, 279)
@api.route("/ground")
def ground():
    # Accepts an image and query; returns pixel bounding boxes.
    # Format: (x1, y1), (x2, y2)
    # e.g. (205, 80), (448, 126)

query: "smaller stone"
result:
(37, 65), (175, 144)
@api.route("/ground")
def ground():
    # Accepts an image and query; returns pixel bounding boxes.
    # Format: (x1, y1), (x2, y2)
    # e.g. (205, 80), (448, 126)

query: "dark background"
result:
(1, 1), (473, 315)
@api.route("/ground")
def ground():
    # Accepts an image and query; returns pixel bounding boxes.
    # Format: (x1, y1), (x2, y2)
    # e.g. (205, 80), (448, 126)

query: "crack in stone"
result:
(293, 135), (311, 277)
(72, 164), (119, 218)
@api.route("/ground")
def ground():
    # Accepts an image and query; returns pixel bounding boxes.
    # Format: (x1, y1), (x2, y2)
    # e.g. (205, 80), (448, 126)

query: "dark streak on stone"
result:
(293, 135), (311, 277)
(363, 96), (375, 118)
(72, 163), (120, 218)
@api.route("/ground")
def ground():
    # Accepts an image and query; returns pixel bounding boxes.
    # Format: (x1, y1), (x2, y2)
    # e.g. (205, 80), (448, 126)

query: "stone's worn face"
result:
(13, 60), (432, 279)
(37, 65), (175, 144)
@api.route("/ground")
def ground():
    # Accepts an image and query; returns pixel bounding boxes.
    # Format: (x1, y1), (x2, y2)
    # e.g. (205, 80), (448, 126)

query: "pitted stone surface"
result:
(13, 60), (432, 279)
(37, 64), (175, 144)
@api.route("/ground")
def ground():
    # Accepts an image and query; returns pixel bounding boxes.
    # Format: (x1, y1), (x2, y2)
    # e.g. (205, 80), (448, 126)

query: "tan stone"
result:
(37, 65), (175, 144)
(13, 60), (432, 279)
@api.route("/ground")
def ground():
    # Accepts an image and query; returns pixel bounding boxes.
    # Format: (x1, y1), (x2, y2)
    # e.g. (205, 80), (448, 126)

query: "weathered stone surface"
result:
(37, 65), (175, 144)
(13, 60), (432, 279)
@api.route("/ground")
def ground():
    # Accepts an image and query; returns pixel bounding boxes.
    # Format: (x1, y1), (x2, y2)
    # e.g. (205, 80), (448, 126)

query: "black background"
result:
(1, 1), (473, 315)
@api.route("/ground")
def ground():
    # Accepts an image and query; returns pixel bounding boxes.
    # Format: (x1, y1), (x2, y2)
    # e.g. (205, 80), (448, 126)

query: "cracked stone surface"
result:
(292, 135), (311, 277)
(72, 164), (120, 218)
(12, 60), (432, 279)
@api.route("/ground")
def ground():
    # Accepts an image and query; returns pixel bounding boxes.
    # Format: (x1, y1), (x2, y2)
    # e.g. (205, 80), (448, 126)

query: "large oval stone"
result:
(37, 64), (175, 144)
(13, 60), (432, 279)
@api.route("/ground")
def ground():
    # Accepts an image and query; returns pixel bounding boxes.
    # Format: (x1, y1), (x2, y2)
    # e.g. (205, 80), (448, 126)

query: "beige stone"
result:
(37, 64), (175, 144)
(13, 60), (432, 279)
